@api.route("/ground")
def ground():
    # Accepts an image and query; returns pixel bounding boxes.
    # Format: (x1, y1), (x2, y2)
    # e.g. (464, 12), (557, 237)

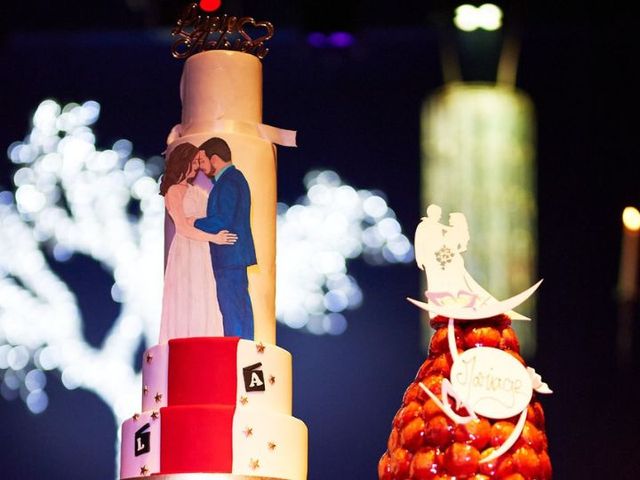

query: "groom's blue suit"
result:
(194, 164), (256, 339)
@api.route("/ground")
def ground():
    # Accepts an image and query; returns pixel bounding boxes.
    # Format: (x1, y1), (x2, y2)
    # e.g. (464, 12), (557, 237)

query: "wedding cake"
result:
(379, 204), (552, 479)
(119, 4), (307, 479)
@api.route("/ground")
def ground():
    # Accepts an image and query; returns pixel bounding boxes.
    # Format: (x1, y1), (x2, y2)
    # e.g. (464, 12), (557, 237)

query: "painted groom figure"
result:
(193, 137), (256, 339)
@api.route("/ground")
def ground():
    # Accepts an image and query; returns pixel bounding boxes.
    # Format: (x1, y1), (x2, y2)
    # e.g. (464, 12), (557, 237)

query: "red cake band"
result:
(160, 405), (235, 473)
(168, 336), (240, 406)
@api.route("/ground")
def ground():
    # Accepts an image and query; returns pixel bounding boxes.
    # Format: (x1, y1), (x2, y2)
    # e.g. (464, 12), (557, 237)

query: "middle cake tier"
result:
(141, 337), (292, 414)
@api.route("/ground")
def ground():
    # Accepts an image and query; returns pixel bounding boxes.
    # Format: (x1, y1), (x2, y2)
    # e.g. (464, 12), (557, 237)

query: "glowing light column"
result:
(421, 84), (537, 355)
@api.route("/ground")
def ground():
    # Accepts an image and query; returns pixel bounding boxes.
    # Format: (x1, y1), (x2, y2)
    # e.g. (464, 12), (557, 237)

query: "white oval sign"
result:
(450, 347), (533, 419)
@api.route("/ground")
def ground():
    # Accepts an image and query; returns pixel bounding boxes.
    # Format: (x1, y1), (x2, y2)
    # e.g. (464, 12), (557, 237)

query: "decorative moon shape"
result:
(450, 347), (533, 419)
(407, 280), (543, 320)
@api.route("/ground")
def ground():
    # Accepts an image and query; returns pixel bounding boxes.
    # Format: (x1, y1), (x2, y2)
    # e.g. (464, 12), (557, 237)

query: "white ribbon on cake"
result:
(166, 118), (297, 148)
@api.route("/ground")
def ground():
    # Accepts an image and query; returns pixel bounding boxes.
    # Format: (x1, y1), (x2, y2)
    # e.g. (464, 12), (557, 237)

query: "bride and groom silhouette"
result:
(415, 204), (494, 306)
(159, 137), (256, 343)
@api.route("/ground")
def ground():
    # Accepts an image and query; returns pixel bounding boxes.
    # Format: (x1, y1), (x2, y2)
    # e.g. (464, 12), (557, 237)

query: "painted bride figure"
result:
(159, 142), (237, 343)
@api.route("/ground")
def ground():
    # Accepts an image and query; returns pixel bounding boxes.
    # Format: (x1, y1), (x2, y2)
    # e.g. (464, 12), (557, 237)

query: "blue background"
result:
(1, 2), (639, 478)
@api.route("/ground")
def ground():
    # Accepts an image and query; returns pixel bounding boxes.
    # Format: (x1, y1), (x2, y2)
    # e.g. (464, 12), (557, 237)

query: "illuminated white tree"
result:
(0, 99), (412, 424)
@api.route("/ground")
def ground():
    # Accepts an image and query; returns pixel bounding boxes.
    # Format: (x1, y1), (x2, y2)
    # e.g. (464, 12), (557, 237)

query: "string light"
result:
(277, 170), (413, 333)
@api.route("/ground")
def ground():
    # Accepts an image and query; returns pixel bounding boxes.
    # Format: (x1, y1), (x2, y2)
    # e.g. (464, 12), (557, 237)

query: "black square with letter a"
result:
(243, 362), (266, 392)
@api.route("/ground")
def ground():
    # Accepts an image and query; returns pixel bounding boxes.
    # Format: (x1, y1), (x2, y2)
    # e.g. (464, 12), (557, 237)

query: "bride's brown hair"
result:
(159, 142), (199, 196)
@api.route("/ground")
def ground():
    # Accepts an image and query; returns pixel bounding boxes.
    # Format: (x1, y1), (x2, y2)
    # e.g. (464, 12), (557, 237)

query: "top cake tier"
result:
(163, 47), (280, 344)
(180, 50), (262, 135)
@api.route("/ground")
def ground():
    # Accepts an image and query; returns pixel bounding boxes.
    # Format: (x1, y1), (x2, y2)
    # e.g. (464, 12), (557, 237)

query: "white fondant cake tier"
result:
(142, 339), (292, 415)
(141, 339), (292, 414)
(121, 407), (307, 480)
(125, 475), (285, 479)
(165, 49), (280, 344)
(180, 51), (262, 135)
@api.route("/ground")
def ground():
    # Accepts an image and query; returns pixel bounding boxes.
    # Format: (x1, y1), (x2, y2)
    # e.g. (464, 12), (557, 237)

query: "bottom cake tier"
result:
(125, 476), (286, 479)
(121, 406), (307, 480)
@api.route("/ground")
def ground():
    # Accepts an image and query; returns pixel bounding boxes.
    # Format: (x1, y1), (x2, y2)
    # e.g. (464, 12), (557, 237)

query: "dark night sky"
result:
(1, 2), (639, 479)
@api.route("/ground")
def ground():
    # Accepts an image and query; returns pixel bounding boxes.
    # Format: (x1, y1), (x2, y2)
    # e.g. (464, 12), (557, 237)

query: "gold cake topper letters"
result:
(171, 2), (274, 60)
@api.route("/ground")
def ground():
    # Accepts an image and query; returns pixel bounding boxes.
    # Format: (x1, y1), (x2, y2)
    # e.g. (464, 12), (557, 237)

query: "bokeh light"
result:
(276, 170), (413, 333)
(306, 32), (355, 48)
(454, 3), (503, 32)
(622, 206), (640, 232)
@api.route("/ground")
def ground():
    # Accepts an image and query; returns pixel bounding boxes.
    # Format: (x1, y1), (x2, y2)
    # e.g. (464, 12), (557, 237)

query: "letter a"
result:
(249, 371), (264, 388)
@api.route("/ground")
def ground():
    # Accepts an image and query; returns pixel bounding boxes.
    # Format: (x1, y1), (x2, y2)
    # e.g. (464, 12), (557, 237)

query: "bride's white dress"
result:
(159, 184), (223, 342)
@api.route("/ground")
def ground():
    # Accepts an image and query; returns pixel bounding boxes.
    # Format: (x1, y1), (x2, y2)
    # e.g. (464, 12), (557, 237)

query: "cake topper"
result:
(409, 203), (540, 320)
(171, 2), (275, 60)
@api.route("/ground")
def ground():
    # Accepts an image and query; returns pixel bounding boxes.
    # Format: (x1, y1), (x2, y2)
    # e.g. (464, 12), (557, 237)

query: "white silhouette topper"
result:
(410, 204), (541, 320)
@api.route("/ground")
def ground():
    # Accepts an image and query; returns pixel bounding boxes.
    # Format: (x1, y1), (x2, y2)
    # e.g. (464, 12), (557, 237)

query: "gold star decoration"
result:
(132, 413), (140, 421)
(268, 441), (277, 451)
(249, 458), (260, 470)
(243, 426), (253, 438)
(240, 395), (248, 406)
(145, 352), (154, 363)
(151, 410), (160, 420)
(140, 465), (149, 476)
(269, 375), (276, 385)
(154, 392), (163, 403)
(256, 342), (265, 353)
(143, 385), (149, 395)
